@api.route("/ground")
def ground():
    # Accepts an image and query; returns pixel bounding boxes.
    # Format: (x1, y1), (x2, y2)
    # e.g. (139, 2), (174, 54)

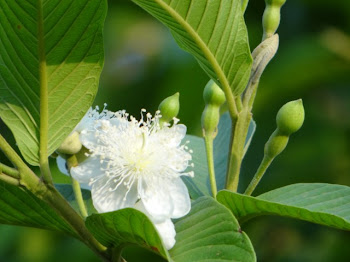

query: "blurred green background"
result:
(1, 0), (350, 261)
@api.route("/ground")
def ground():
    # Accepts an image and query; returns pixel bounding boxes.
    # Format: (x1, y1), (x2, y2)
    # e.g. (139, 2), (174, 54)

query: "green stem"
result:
(241, 0), (249, 12)
(0, 134), (39, 189)
(43, 185), (109, 261)
(0, 135), (108, 260)
(66, 155), (88, 219)
(112, 245), (127, 262)
(225, 109), (252, 192)
(0, 163), (20, 178)
(243, 80), (259, 111)
(37, 0), (53, 185)
(0, 173), (20, 186)
(71, 178), (88, 218)
(204, 136), (217, 198)
(244, 155), (273, 195)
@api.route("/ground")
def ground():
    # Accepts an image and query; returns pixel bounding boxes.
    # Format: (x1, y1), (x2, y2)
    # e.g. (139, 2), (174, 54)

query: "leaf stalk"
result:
(37, 0), (53, 185)
(204, 136), (217, 198)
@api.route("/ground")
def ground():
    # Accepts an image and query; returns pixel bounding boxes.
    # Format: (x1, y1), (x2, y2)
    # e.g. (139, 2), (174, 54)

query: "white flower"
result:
(72, 110), (193, 217)
(56, 105), (115, 175)
(70, 109), (193, 249)
(134, 201), (176, 250)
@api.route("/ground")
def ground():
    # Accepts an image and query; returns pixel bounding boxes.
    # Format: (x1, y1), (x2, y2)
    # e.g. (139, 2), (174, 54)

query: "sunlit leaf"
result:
(0, 0), (107, 165)
(0, 181), (76, 237)
(217, 183), (350, 230)
(170, 197), (256, 262)
(85, 208), (170, 260)
(131, 0), (252, 95)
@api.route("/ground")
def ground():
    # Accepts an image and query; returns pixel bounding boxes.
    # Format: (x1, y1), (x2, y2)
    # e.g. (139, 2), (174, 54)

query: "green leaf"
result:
(131, 0), (252, 95)
(0, 0), (107, 165)
(217, 183), (350, 230)
(170, 197), (256, 262)
(85, 208), (170, 260)
(184, 113), (256, 199)
(0, 181), (76, 237)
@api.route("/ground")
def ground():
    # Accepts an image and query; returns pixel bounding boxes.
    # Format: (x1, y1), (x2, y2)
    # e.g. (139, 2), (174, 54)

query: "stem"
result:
(0, 163), (20, 178)
(0, 134), (39, 190)
(204, 136), (217, 198)
(112, 246), (126, 262)
(241, 0), (249, 13)
(0, 135), (108, 260)
(66, 155), (88, 219)
(0, 173), (20, 186)
(37, 0), (53, 185)
(244, 155), (273, 195)
(43, 186), (109, 261)
(225, 109), (252, 192)
(71, 178), (88, 218)
(243, 79), (259, 111)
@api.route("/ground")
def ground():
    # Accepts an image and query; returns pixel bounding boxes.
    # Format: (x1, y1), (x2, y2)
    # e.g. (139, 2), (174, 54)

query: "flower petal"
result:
(139, 177), (174, 222)
(168, 177), (191, 219)
(70, 156), (104, 184)
(91, 177), (138, 213)
(154, 218), (176, 250)
(56, 156), (68, 176)
(134, 202), (176, 250)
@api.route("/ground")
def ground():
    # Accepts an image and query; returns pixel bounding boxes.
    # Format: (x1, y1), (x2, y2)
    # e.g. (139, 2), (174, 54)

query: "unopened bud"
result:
(264, 130), (289, 159)
(158, 92), (180, 124)
(201, 80), (226, 137)
(263, 0), (287, 39)
(203, 80), (226, 106)
(56, 131), (82, 155)
(276, 99), (305, 136)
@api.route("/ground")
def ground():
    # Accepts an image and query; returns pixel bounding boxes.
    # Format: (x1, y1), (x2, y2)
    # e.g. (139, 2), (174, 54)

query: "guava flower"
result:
(56, 105), (115, 175)
(71, 110), (193, 223)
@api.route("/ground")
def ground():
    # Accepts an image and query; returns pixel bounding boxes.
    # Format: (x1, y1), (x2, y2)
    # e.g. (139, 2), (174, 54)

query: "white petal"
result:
(74, 108), (93, 132)
(79, 129), (98, 149)
(91, 177), (138, 213)
(168, 177), (191, 219)
(154, 219), (176, 250)
(56, 156), (69, 176)
(70, 156), (103, 184)
(134, 202), (176, 250)
(139, 177), (174, 222)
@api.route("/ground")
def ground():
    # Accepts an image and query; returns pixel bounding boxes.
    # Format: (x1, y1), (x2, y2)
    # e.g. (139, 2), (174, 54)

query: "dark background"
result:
(1, 0), (350, 261)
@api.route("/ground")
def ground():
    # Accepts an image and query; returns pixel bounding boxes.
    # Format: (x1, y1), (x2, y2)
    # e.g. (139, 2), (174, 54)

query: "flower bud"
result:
(276, 99), (305, 136)
(203, 80), (226, 106)
(201, 80), (226, 137)
(158, 92), (180, 124)
(264, 130), (289, 159)
(263, 0), (287, 39)
(56, 131), (82, 155)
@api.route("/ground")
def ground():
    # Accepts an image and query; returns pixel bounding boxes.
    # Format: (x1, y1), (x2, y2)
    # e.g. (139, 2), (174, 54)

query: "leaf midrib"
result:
(154, 0), (233, 98)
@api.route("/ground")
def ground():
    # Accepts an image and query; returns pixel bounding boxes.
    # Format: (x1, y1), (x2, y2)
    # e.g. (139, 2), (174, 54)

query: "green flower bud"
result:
(201, 80), (226, 137)
(264, 130), (289, 159)
(263, 0), (287, 39)
(265, 0), (286, 6)
(57, 131), (82, 155)
(276, 99), (305, 136)
(158, 92), (180, 124)
(203, 80), (226, 106)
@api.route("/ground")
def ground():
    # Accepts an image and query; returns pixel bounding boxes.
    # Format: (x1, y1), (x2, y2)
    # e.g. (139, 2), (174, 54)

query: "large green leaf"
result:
(131, 0), (252, 95)
(85, 208), (170, 260)
(0, 181), (76, 237)
(217, 183), (350, 230)
(170, 197), (256, 262)
(183, 113), (256, 199)
(0, 0), (107, 165)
